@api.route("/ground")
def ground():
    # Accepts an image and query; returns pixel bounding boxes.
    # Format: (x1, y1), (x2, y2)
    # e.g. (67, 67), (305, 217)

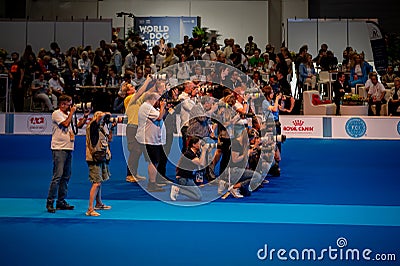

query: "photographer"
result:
(46, 95), (90, 213)
(219, 128), (263, 198)
(262, 85), (282, 176)
(135, 92), (166, 192)
(85, 111), (114, 217)
(170, 137), (213, 201)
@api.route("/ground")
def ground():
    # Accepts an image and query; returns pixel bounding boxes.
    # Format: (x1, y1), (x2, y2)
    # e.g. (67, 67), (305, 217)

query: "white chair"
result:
(370, 89), (391, 116)
(303, 90), (336, 115)
(318, 71), (331, 99)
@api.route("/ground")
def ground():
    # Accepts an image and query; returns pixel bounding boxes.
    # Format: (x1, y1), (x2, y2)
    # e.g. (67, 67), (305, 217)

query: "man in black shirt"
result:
(170, 137), (212, 201)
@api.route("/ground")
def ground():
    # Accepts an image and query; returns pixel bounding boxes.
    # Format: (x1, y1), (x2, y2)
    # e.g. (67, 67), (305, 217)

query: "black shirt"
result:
(176, 149), (199, 179)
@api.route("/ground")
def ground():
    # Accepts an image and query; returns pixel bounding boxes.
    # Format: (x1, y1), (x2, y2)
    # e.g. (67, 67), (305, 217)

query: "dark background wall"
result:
(309, 0), (400, 34)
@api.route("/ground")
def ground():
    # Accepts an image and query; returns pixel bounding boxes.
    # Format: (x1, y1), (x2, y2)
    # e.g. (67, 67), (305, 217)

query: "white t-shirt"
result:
(368, 82), (386, 99)
(49, 77), (65, 93)
(51, 109), (74, 150)
(136, 102), (166, 145)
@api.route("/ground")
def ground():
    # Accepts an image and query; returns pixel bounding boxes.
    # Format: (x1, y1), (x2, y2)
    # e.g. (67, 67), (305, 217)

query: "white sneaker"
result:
(218, 180), (227, 195)
(170, 185), (179, 201)
(230, 188), (244, 198)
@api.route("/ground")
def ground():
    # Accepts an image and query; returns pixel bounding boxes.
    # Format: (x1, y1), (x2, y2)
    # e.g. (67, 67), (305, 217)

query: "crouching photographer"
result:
(85, 111), (116, 216)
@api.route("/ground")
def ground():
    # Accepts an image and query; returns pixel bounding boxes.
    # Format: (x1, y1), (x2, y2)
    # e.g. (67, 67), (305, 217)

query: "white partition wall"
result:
(318, 20), (347, 58)
(348, 21), (373, 60)
(0, 21), (26, 55)
(287, 19), (318, 56)
(27, 21), (54, 52)
(83, 20), (112, 48)
(55, 22), (84, 50)
(288, 18), (374, 61)
(0, 19), (112, 54)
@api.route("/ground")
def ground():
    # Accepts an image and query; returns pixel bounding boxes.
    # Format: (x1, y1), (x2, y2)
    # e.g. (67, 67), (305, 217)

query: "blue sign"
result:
(397, 121), (400, 135)
(345, 118), (367, 138)
(134, 16), (198, 51)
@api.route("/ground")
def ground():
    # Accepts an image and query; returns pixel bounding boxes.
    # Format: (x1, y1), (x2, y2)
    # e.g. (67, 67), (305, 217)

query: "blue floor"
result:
(0, 135), (399, 206)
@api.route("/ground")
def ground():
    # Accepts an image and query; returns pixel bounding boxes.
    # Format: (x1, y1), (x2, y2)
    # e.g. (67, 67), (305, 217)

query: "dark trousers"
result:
(388, 101), (400, 116)
(368, 99), (382, 116)
(334, 98), (341, 115)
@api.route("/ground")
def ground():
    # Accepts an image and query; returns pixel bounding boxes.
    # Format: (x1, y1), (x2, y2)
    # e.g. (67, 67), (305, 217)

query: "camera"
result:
(102, 114), (123, 125)
(202, 143), (218, 149)
(261, 134), (286, 144)
(150, 73), (167, 80)
(75, 102), (91, 112)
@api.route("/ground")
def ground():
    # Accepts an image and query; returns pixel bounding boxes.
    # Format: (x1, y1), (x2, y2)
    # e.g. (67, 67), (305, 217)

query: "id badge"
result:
(195, 171), (204, 183)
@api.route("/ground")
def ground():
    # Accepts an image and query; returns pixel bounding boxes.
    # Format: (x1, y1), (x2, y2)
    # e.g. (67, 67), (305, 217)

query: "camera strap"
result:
(71, 112), (78, 135)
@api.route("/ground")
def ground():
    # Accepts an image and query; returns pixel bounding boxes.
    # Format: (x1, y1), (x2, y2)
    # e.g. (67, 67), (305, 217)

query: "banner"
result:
(331, 117), (400, 139)
(280, 116), (324, 138)
(134, 17), (198, 51)
(366, 21), (388, 76)
(13, 114), (52, 135)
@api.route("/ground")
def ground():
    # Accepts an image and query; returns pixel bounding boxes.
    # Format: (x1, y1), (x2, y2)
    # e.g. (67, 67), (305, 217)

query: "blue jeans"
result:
(47, 150), (72, 204)
(177, 177), (202, 201)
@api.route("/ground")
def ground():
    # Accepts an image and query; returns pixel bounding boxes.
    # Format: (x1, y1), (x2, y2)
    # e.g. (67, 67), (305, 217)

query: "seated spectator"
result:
(332, 72), (351, 115)
(162, 47), (179, 68)
(299, 53), (317, 90)
(248, 49), (264, 69)
(202, 46), (217, 62)
(189, 65), (206, 84)
(367, 73), (386, 116)
(381, 65), (397, 89)
(349, 53), (373, 87)
(31, 73), (57, 111)
(388, 77), (400, 116)
(105, 66), (121, 87)
(262, 53), (274, 74)
(48, 71), (65, 97)
(78, 51), (91, 80)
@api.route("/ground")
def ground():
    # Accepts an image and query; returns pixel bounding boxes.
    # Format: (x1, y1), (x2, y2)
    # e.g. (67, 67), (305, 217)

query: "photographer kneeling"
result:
(85, 111), (115, 216)
(170, 137), (213, 201)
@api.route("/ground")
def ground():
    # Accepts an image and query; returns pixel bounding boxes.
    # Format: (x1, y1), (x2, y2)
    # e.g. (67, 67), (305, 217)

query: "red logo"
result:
(27, 115), (47, 133)
(292, 120), (304, 126)
(283, 120), (314, 133)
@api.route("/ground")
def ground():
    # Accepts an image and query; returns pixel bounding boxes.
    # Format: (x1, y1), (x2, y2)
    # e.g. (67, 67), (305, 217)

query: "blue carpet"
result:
(1, 135), (400, 266)
(0, 135), (399, 206)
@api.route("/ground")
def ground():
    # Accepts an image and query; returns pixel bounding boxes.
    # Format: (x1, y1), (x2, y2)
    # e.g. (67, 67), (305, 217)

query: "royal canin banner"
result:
(280, 116), (323, 138)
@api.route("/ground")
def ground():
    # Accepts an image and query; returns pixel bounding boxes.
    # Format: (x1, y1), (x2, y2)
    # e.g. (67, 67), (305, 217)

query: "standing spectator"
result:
(78, 51), (91, 80)
(248, 49), (264, 69)
(46, 95), (90, 213)
(109, 43), (122, 75)
(9, 52), (25, 112)
(245, 36), (258, 56)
